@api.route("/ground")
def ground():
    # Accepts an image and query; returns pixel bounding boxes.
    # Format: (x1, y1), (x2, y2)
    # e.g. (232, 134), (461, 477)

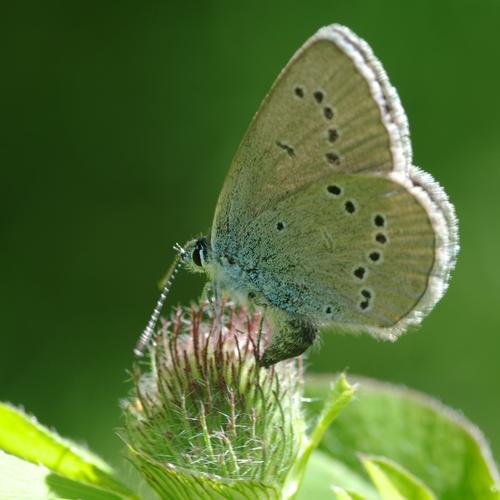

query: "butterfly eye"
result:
(192, 237), (209, 267)
(192, 247), (202, 267)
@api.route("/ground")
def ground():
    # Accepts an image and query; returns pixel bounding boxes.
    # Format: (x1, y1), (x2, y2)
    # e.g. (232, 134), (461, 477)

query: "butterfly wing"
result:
(212, 24), (411, 247)
(237, 171), (457, 337)
(210, 24), (458, 337)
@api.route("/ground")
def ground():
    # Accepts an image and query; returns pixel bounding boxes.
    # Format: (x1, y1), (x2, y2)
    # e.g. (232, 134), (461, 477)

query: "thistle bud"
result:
(122, 301), (305, 498)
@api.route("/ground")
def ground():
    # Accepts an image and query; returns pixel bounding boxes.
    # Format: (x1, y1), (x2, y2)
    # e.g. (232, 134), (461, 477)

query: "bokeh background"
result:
(2, 0), (499, 475)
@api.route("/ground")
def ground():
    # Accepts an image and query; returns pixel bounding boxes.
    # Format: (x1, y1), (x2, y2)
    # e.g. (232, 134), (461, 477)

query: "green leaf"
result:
(361, 455), (436, 499)
(0, 402), (136, 499)
(297, 449), (375, 499)
(305, 376), (500, 499)
(0, 451), (124, 499)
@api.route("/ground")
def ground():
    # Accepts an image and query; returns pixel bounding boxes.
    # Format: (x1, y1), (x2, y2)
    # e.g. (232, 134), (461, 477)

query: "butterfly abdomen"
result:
(260, 312), (318, 368)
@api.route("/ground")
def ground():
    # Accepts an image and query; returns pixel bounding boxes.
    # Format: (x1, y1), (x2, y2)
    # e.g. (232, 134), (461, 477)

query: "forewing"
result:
(237, 172), (457, 338)
(212, 24), (411, 248)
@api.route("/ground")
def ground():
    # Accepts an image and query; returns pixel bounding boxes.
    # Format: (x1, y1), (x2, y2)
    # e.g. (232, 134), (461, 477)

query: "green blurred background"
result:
(2, 0), (499, 474)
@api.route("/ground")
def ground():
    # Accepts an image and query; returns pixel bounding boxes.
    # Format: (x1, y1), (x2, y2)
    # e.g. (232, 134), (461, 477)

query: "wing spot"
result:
(328, 128), (339, 143)
(276, 141), (295, 157)
(374, 214), (386, 227)
(313, 90), (324, 103)
(369, 251), (381, 262)
(359, 289), (373, 311)
(354, 267), (366, 280)
(276, 221), (285, 231)
(325, 152), (340, 165)
(360, 300), (370, 310)
(344, 200), (356, 214)
(325, 306), (332, 314)
(323, 107), (334, 119)
(375, 232), (387, 244)
(327, 185), (342, 196)
(294, 86), (304, 98)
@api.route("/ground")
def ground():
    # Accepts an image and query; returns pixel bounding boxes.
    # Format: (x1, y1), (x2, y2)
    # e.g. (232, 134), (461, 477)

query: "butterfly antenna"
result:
(134, 243), (190, 357)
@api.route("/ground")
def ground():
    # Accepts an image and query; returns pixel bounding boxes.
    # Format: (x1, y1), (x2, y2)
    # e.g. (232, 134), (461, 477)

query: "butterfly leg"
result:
(260, 312), (318, 368)
(212, 280), (224, 331)
(201, 281), (214, 307)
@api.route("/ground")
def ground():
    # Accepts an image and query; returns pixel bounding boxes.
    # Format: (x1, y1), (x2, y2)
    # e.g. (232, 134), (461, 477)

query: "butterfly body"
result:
(191, 235), (322, 367)
(139, 24), (458, 367)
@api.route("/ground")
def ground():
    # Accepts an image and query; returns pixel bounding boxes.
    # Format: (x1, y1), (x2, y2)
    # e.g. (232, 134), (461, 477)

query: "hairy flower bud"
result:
(122, 301), (305, 498)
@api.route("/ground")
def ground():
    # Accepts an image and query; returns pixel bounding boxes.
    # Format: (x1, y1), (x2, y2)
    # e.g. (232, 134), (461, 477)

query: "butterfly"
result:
(136, 24), (458, 367)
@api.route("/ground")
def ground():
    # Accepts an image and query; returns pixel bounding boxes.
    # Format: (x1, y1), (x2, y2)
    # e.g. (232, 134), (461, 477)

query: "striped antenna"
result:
(134, 243), (190, 357)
